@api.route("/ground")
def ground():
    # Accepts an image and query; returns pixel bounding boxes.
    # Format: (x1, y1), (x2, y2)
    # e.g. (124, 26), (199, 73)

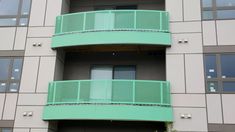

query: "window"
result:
(0, 128), (12, 132)
(0, 0), (31, 26)
(204, 54), (235, 93)
(202, 0), (235, 20)
(0, 57), (23, 93)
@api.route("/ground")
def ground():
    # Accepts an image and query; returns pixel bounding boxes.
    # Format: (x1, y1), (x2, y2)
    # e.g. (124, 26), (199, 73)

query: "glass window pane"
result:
(207, 81), (219, 92)
(0, 59), (11, 80)
(2, 128), (12, 132)
(202, 0), (213, 7)
(8, 83), (19, 92)
(0, 18), (17, 26)
(0, 0), (20, 15)
(203, 11), (214, 19)
(11, 59), (23, 80)
(216, 0), (235, 7)
(21, 0), (31, 15)
(223, 82), (235, 92)
(221, 54), (235, 78)
(114, 66), (136, 79)
(19, 18), (28, 26)
(217, 10), (235, 19)
(0, 82), (7, 92)
(205, 55), (217, 78)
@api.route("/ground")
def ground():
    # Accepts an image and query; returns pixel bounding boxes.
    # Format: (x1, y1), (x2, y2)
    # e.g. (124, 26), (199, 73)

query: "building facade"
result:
(0, 0), (235, 131)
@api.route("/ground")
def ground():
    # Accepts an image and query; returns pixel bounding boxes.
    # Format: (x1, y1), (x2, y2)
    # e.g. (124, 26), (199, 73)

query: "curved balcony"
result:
(51, 10), (171, 48)
(43, 80), (173, 122)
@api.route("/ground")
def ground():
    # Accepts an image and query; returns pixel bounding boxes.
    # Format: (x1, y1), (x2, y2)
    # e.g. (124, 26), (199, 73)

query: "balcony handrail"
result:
(46, 80), (171, 107)
(54, 10), (169, 35)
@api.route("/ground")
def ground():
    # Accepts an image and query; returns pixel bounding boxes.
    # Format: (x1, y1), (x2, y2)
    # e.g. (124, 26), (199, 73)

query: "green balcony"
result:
(51, 10), (171, 48)
(43, 80), (173, 122)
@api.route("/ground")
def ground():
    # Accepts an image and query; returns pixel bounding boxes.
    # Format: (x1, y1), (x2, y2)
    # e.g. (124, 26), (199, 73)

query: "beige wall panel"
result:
(18, 94), (47, 106)
(25, 38), (56, 56)
(14, 106), (48, 128)
(185, 54), (205, 93)
(217, 20), (235, 45)
(28, 27), (54, 38)
(13, 129), (30, 132)
(207, 94), (223, 123)
(167, 33), (203, 54)
(172, 94), (205, 107)
(222, 94), (235, 124)
(170, 22), (201, 33)
(2, 93), (17, 120)
(14, 27), (28, 50)
(202, 21), (217, 46)
(29, 0), (47, 26)
(0, 94), (5, 119)
(36, 57), (56, 93)
(183, 0), (201, 21)
(0, 28), (16, 50)
(173, 108), (207, 131)
(20, 57), (40, 93)
(166, 54), (185, 93)
(166, 0), (183, 22)
(45, 0), (62, 26)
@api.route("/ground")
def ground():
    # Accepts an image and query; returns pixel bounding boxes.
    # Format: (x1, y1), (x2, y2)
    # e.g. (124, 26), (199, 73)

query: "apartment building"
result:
(0, 0), (235, 132)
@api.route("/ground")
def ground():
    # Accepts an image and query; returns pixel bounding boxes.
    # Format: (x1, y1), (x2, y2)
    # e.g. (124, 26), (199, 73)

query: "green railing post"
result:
(133, 80), (135, 104)
(160, 82), (163, 105)
(134, 11), (137, 29)
(77, 81), (81, 103)
(52, 82), (57, 105)
(83, 12), (86, 31)
(60, 16), (63, 33)
(160, 12), (162, 31)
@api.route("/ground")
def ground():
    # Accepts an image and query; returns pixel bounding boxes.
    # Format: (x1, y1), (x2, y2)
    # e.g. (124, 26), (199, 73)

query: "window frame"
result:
(201, 0), (235, 20)
(0, 57), (23, 93)
(204, 53), (235, 93)
(0, 0), (32, 27)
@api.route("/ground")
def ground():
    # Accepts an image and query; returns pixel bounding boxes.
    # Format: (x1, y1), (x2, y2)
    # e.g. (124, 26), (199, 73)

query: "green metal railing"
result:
(47, 80), (171, 106)
(55, 10), (169, 35)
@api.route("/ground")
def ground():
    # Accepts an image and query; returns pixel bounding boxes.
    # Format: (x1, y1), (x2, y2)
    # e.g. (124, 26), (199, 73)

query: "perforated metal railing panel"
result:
(47, 80), (171, 106)
(54, 10), (169, 35)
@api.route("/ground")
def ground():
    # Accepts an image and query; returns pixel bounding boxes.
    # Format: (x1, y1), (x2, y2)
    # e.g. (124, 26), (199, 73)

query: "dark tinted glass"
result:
(223, 82), (235, 92)
(205, 55), (217, 78)
(0, 59), (11, 80)
(217, 10), (235, 19)
(11, 59), (23, 80)
(8, 83), (19, 92)
(202, 0), (212, 7)
(114, 66), (136, 79)
(221, 54), (235, 78)
(216, 0), (235, 7)
(0, 82), (7, 92)
(0, 0), (20, 15)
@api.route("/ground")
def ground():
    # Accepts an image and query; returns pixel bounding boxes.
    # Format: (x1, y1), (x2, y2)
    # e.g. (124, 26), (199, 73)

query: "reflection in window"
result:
(205, 55), (217, 78)
(114, 66), (136, 79)
(207, 81), (219, 92)
(0, 58), (23, 93)
(0, 0), (31, 26)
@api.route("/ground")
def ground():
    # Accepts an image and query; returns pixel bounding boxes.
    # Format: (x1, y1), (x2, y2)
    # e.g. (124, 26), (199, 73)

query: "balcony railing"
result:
(55, 10), (169, 35)
(47, 80), (171, 106)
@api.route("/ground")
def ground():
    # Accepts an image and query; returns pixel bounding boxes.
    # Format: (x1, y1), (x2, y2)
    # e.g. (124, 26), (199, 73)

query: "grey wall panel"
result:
(0, 28), (16, 50)
(202, 21), (217, 46)
(183, 0), (201, 21)
(172, 94), (206, 107)
(207, 94), (223, 123)
(29, 0), (47, 26)
(217, 20), (235, 46)
(45, 0), (62, 26)
(222, 94), (235, 124)
(14, 27), (28, 50)
(2, 93), (18, 120)
(0, 94), (5, 119)
(166, 0), (183, 22)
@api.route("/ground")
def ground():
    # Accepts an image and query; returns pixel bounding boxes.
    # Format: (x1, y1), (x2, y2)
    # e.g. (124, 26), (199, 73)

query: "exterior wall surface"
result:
(0, 0), (235, 132)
